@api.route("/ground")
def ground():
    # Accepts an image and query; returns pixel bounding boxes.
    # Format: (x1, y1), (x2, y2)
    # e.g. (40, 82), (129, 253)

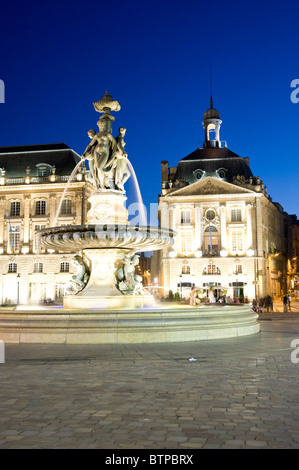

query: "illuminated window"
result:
(204, 225), (218, 251)
(60, 262), (70, 273)
(34, 262), (43, 273)
(61, 199), (72, 215)
(35, 200), (46, 216)
(234, 264), (243, 274)
(203, 264), (221, 275)
(231, 231), (243, 253)
(10, 201), (20, 216)
(231, 209), (242, 222)
(182, 265), (190, 274)
(9, 225), (20, 252)
(180, 209), (191, 225)
(8, 263), (17, 273)
(179, 231), (193, 254)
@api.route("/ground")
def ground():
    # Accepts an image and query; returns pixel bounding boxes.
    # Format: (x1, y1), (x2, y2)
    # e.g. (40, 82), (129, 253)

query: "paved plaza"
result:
(0, 303), (299, 449)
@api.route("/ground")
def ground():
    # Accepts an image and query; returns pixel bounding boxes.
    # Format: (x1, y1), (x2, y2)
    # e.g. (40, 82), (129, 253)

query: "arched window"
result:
(204, 225), (219, 251)
(203, 264), (221, 275)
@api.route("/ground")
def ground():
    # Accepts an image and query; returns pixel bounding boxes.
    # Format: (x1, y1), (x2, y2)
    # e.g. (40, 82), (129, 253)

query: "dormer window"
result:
(193, 169), (205, 180)
(216, 168), (227, 179)
(36, 163), (52, 177)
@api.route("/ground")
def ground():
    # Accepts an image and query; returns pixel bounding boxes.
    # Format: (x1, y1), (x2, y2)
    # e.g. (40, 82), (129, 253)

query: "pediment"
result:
(168, 177), (254, 197)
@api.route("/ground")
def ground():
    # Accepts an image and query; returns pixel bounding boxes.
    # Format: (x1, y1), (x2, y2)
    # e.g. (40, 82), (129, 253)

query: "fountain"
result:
(39, 91), (174, 310)
(0, 92), (260, 344)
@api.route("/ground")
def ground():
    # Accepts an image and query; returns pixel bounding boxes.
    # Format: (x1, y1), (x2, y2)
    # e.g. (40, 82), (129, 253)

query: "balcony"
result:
(202, 249), (220, 257)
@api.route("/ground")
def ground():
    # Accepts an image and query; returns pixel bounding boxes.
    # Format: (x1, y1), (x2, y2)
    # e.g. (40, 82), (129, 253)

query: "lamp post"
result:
(17, 274), (20, 305)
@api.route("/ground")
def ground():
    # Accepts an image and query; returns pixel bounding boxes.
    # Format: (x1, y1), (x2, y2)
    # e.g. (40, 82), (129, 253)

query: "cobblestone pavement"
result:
(1, 314), (299, 449)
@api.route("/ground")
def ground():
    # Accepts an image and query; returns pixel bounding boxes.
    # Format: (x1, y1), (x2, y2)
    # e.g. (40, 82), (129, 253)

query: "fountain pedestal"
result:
(63, 248), (154, 309)
(86, 190), (128, 225)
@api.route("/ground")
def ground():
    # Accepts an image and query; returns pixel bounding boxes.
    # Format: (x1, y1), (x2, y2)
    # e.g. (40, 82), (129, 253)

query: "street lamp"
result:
(17, 274), (20, 305)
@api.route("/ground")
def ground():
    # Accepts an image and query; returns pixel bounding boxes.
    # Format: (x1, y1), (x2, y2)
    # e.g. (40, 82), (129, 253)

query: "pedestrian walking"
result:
(288, 294), (292, 312)
(264, 295), (273, 313)
(189, 287), (196, 306)
(283, 295), (288, 313)
(258, 298), (264, 314)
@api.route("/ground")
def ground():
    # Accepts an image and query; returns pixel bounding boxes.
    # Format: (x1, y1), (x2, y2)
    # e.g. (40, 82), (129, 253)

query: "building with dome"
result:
(153, 98), (298, 302)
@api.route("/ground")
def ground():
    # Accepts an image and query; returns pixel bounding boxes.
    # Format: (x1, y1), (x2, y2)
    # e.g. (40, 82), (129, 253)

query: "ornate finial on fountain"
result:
(93, 91), (121, 133)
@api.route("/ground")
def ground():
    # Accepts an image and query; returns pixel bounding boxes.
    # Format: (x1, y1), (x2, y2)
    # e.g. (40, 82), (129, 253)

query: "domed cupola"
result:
(202, 96), (222, 148)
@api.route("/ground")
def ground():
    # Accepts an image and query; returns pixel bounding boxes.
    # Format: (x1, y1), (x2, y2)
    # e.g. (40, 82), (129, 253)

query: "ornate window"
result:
(9, 225), (20, 252)
(33, 262), (43, 273)
(231, 230), (243, 253)
(206, 209), (216, 220)
(179, 230), (193, 255)
(180, 209), (191, 225)
(203, 264), (221, 275)
(8, 262), (17, 273)
(35, 200), (46, 216)
(204, 225), (219, 251)
(61, 199), (72, 215)
(216, 168), (228, 179)
(10, 201), (20, 216)
(231, 208), (242, 222)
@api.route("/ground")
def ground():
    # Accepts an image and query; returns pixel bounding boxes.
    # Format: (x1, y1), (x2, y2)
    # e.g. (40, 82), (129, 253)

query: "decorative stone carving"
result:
(82, 92), (130, 192)
(115, 253), (144, 295)
(65, 255), (90, 295)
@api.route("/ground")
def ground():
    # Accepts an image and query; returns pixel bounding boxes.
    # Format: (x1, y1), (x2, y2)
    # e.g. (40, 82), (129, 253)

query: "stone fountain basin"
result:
(39, 225), (175, 252)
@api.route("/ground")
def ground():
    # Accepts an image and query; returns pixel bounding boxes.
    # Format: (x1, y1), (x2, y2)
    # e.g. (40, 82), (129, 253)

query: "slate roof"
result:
(0, 143), (81, 177)
(173, 146), (253, 185)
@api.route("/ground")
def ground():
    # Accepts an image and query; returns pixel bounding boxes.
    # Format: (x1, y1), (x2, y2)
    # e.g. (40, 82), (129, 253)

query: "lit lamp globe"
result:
(194, 250), (202, 258)
(220, 249), (228, 257)
(247, 249), (254, 256)
(169, 250), (177, 258)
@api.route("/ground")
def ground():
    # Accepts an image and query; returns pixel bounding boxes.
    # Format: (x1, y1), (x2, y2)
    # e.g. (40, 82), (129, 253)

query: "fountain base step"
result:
(0, 305), (260, 344)
(63, 294), (155, 310)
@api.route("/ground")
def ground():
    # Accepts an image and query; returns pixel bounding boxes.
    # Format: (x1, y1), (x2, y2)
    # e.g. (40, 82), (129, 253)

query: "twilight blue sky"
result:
(0, 0), (298, 221)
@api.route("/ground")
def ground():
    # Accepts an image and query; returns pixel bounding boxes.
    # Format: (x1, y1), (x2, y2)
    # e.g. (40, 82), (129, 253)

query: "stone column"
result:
(75, 195), (83, 225)
(195, 203), (203, 250)
(49, 195), (57, 227)
(0, 197), (5, 248)
(246, 203), (253, 250)
(220, 204), (227, 249)
(22, 195), (31, 247)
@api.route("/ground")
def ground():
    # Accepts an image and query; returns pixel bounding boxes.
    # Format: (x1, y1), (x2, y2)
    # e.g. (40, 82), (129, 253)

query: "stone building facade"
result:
(153, 100), (297, 302)
(0, 143), (93, 304)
